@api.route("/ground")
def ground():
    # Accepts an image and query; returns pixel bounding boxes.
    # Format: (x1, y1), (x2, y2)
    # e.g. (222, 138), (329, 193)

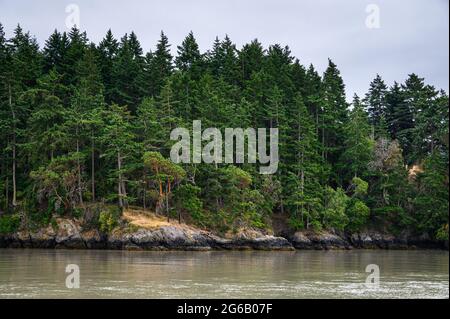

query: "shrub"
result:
(0, 214), (21, 234)
(288, 217), (304, 231)
(99, 207), (121, 233)
(173, 184), (204, 224)
(346, 199), (370, 232)
(436, 224), (449, 241)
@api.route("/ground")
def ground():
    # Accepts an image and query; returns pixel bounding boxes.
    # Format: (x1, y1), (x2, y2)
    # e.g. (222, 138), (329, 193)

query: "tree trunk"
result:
(9, 84), (17, 208)
(321, 119), (325, 160)
(143, 183), (146, 212)
(76, 126), (83, 205)
(117, 149), (123, 208)
(166, 179), (170, 222)
(91, 131), (95, 201)
(5, 177), (8, 211)
(121, 181), (128, 208)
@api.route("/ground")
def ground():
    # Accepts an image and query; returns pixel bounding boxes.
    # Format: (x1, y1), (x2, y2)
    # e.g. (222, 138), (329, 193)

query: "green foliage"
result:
(346, 199), (370, 232)
(436, 224), (449, 241)
(0, 23), (447, 240)
(0, 214), (21, 234)
(288, 216), (305, 231)
(173, 184), (204, 224)
(30, 155), (83, 214)
(414, 151), (449, 238)
(322, 187), (349, 230)
(98, 206), (121, 233)
(351, 177), (369, 198)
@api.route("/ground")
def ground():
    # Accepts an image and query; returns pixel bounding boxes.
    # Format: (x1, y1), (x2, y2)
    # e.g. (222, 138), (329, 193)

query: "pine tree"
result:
(175, 31), (203, 78)
(284, 94), (324, 229)
(237, 39), (264, 84)
(62, 27), (88, 87)
(43, 29), (69, 73)
(0, 23), (11, 209)
(208, 35), (239, 85)
(365, 74), (388, 139)
(3, 25), (43, 209)
(100, 104), (137, 208)
(321, 59), (349, 184)
(145, 31), (173, 96)
(111, 33), (145, 112)
(65, 47), (105, 203)
(98, 29), (119, 104)
(339, 94), (374, 181)
(386, 82), (414, 161)
(24, 69), (68, 165)
(304, 64), (323, 135)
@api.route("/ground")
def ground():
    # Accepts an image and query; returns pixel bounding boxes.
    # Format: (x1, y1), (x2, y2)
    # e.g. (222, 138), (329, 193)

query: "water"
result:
(0, 249), (448, 299)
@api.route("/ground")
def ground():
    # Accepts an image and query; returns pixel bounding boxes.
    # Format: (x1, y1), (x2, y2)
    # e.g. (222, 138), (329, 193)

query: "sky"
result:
(0, 0), (448, 100)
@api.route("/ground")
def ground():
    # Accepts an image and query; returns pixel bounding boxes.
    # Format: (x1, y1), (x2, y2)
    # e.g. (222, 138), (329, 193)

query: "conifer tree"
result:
(365, 74), (388, 139)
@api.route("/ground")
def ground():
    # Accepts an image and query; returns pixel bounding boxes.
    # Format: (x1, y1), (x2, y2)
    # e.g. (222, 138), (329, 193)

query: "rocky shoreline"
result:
(0, 217), (447, 250)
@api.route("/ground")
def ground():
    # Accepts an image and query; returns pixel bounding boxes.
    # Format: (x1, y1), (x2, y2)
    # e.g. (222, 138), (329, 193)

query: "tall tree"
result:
(175, 31), (203, 78)
(98, 29), (119, 104)
(339, 94), (374, 181)
(321, 59), (349, 184)
(145, 31), (173, 96)
(100, 104), (136, 208)
(365, 74), (388, 139)
(111, 33), (145, 112)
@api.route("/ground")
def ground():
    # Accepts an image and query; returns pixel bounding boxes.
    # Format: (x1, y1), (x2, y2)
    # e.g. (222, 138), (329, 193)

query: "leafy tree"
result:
(173, 184), (203, 224)
(345, 177), (370, 231)
(322, 186), (349, 231)
(143, 151), (186, 220)
(0, 23), (447, 240)
(414, 151), (449, 239)
(30, 154), (84, 214)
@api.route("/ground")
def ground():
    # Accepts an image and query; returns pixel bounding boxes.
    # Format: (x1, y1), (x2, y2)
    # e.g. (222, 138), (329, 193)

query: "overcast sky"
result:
(0, 0), (448, 99)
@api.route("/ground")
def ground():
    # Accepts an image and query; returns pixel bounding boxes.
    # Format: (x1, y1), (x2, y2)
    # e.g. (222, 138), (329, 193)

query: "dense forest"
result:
(0, 24), (448, 240)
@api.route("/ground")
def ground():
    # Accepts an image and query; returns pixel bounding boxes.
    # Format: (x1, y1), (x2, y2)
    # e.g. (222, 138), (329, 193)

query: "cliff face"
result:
(0, 217), (294, 250)
(0, 216), (447, 250)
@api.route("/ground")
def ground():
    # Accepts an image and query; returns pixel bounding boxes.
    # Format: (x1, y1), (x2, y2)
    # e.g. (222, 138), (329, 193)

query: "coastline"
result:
(0, 216), (447, 251)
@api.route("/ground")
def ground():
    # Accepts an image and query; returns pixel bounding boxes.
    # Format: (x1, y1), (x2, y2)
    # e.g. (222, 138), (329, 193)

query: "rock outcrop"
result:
(0, 218), (293, 251)
(0, 217), (446, 250)
(290, 230), (446, 249)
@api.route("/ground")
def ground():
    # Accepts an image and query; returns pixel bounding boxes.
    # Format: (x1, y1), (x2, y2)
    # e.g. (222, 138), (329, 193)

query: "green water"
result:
(0, 249), (448, 298)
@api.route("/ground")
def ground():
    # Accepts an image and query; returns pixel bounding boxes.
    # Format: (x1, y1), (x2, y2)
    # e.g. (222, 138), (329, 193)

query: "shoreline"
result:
(0, 222), (447, 251)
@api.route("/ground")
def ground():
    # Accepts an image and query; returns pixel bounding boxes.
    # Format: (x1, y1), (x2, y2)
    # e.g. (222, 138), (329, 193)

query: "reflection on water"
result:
(0, 249), (448, 298)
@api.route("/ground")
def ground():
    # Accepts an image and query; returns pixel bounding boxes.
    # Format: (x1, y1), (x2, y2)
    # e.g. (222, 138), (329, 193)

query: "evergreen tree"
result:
(386, 82), (414, 163)
(339, 94), (374, 181)
(43, 29), (69, 73)
(175, 31), (203, 78)
(145, 31), (173, 96)
(321, 59), (349, 185)
(111, 33), (145, 112)
(100, 104), (136, 208)
(284, 95), (323, 229)
(237, 39), (264, 84)
(98, 29), (119, 104)
(365, 74), (388, 139)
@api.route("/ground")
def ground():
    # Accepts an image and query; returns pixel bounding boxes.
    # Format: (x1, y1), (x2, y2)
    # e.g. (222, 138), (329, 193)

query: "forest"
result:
(0, 24), (448, 240)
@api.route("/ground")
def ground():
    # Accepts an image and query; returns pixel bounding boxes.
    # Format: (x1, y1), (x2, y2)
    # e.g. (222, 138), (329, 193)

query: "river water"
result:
(0, 249), (448, 299)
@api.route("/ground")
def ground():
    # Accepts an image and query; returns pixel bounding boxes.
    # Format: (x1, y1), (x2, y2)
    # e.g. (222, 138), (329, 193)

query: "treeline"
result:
(0, 24), (448, 239)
